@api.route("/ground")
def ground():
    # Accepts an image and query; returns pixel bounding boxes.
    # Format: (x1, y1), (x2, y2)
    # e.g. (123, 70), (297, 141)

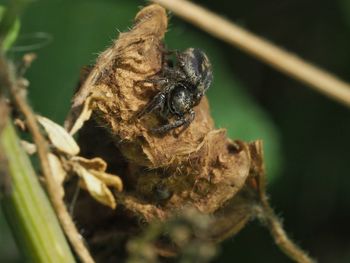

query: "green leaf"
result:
(0, 6), (20, 52)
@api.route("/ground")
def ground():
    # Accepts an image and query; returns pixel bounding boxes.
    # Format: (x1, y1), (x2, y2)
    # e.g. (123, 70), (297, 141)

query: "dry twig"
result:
(258, 202), (316, 263)
(151, 0), (350, 108)
(0, 99), (11, 195)
(250, 142), (316, 263)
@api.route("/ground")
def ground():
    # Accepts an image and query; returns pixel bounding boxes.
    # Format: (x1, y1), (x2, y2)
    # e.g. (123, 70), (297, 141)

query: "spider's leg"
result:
(152, 109), (195, 134)
(136, 92), (166, 119)
(182, 109), (195, 129)
(136, 77), (168, 86)
(136, 84), (175, 119)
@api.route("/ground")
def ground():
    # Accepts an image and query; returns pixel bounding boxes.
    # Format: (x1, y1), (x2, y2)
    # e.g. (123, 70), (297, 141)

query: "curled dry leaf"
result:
(68, 95), (93, 136)
(90, 170), (123, 192)
(37, 115), (80, 156)
(39, 4), (313, 262)
(72, 156), (123, 192)
(67, 155), (123, 208)
(73, 163), (117, 209)
(68, 3), (262, 246)
(36, 115), (123, 208)
(63, 4), (312, 263)
(71, 156), (107, 172)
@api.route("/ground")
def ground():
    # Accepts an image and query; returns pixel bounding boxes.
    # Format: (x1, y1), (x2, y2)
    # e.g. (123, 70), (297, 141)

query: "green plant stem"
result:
(0, 120), (75, 263)
(0, 0), (29, 51)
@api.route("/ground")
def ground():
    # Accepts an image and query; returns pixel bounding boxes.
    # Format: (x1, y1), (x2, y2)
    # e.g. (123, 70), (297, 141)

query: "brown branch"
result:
(0, 56), (95, 263)
(151, 0), (350, 108)
(246, 141), (316, 263)
(0, 99), (10, 196)
(258, 198), (316, 263)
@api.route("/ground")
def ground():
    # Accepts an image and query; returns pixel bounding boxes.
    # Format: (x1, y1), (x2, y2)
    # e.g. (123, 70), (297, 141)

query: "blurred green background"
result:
(1, 0), (350, 262)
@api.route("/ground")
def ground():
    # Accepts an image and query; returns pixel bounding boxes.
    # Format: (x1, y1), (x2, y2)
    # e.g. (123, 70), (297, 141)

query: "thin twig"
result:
(257, 171), (315, 262)
(0, 99), (11, 196)
(151, 0), (350, 108)
(258, 198), (316, 263)
(0, 56), (95, 263)
(248, 141), (316, 263)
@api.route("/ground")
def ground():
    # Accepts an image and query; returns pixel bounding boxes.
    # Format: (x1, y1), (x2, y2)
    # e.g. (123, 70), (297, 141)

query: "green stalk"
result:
(0, 0), (29, 52)
(0, 121), (76, 263)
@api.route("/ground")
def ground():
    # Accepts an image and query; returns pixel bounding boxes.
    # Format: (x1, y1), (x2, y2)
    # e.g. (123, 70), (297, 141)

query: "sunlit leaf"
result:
(90, 170), (123, 192)
(69, 95), (93, 136)
(73, 164), (116, 209)
(71, 156), (107, 172)
(37, 115), (80, 156)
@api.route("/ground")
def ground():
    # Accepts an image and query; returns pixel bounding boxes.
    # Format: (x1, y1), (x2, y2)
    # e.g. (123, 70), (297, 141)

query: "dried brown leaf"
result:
(64, 5), (315, 263)
(68, 95), (93, 136)
(71, 156), (107, 172)
(90, 170), (123, 192)
(73, 164), (116, 209)
(70, 4), (254, 235)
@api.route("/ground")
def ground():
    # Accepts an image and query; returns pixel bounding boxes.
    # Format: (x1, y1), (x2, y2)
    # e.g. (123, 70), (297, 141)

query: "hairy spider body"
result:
(137, 48), (212, 133)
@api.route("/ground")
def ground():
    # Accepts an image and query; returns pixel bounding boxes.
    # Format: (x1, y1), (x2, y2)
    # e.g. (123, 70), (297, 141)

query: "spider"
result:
(136, 48), (213, 133)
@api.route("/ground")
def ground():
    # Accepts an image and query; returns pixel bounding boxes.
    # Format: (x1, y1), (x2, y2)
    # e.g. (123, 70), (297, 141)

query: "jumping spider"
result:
(136, 48), (213, 133)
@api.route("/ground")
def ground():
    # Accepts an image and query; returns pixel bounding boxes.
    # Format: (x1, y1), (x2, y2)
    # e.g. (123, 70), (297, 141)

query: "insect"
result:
(136, 48), (213, 133)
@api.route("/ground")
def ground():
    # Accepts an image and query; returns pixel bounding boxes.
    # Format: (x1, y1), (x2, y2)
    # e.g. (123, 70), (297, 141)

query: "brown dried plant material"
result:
(37, 115), (80, 156)
(67, 4), (259, 241)
(66, 5), (316, 263)
(37, 114), (123, 209)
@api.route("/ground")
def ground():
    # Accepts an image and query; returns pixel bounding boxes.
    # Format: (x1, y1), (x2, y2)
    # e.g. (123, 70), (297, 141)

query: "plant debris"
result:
(67, 2), (257, 224)
(37, 115), (123, 209)
(64, 4), (315, 263)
